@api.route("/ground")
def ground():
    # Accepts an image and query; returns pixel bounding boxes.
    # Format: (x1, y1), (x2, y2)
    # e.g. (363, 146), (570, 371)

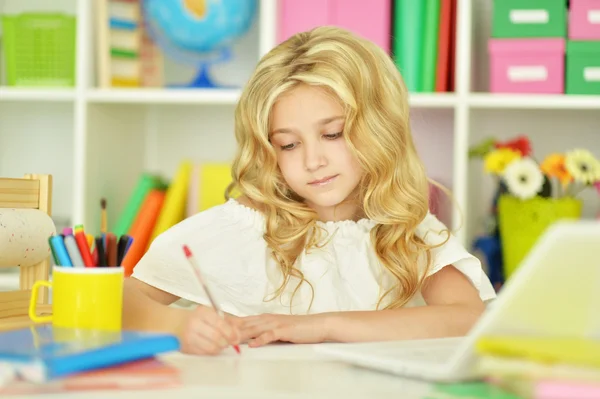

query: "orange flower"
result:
(541, 154), (572, 186)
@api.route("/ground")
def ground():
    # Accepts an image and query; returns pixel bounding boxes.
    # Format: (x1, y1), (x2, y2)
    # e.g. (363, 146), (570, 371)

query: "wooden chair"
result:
(0, 174), (53, 331)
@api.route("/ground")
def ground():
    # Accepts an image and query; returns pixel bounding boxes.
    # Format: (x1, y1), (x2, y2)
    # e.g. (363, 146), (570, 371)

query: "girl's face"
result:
(269, 85), (363, 221)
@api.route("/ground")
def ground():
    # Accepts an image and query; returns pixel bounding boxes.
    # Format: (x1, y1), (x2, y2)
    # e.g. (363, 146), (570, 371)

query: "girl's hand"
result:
(177, 306), (241, 355)
(239, 314), (329, 347)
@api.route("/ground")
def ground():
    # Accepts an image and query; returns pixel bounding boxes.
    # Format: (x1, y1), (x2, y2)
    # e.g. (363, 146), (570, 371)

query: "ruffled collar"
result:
(225, 199), (377, 234)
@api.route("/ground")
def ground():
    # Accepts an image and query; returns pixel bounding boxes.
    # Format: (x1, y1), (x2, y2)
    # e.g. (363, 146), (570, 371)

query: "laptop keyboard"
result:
(391, 346), (457, 363)
(368, 339), (462, 364)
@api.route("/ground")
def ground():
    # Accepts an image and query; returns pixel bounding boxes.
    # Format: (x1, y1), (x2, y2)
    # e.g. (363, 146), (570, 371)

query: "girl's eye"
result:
(323, 132), (343, 140)
(280, 142), (297, 151)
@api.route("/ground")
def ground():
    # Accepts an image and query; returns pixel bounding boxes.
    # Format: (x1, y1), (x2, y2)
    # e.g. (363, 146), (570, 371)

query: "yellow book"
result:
(186, 164), (200, 217)
(198, 163), (238, 211)
(476, 336), (600, 369)
(147, 160), (193, 247)
(477, 354), (600, 383)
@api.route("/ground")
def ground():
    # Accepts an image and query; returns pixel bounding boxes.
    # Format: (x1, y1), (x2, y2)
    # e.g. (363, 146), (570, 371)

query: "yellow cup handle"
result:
(29, 281), (53, 324)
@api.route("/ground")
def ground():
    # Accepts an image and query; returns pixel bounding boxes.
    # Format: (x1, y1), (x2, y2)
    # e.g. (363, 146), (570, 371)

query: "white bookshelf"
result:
(468, 94), (600, 109)
(86, 88), (242, 104)
(0, 0), (599, 258)
(0, 88), (76, 101)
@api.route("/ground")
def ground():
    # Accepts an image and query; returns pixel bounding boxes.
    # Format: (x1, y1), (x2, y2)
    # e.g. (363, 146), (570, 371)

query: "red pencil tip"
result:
(234, 345), (241, 354)
(182, 244), (192, 258)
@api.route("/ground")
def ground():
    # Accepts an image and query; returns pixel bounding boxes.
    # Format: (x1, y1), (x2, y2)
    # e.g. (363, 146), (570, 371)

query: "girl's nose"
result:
(304, 142), (327, 172)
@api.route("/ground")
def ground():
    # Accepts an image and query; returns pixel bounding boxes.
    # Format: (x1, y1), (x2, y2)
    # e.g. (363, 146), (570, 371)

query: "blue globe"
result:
(143, 0), (258, 88)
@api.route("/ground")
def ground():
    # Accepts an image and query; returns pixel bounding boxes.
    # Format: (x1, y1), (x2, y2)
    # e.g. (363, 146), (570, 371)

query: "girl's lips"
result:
(308, 175), (338, 186)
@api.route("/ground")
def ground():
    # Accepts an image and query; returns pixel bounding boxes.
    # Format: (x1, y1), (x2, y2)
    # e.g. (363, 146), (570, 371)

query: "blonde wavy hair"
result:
(227, 26), (449, 311)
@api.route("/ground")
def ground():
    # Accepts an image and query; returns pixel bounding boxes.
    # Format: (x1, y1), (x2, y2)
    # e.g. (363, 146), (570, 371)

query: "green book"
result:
(421, 0), (441, 92)
(113, 173), (166, 237)
(393, 0), (426, 92)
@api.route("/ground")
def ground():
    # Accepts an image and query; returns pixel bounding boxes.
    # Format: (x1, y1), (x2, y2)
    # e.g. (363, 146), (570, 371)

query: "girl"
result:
(123, 26), (496, 355)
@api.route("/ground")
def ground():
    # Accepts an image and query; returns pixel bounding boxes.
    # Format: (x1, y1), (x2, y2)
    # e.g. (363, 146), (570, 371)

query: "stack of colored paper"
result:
(475, 335), (600, 398)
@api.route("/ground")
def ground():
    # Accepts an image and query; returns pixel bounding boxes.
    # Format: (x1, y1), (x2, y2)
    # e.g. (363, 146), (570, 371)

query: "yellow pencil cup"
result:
(29, 266), (124, 331)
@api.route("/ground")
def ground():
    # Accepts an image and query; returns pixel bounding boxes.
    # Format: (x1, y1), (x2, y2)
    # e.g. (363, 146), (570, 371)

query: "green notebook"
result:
(114, 173), (166, 237)
(393, 0), (426, 92)
(421, 0), (441, 92)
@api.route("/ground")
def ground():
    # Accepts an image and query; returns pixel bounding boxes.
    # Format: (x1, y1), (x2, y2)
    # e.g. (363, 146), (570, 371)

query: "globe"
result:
(143, 0), (258, 88)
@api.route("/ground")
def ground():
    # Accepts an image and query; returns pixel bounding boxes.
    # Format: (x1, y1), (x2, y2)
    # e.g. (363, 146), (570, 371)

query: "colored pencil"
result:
(182, 244), (240, 355)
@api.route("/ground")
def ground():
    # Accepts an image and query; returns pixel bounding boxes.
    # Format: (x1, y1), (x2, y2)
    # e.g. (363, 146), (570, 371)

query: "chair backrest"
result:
(0, 174), (53, 331)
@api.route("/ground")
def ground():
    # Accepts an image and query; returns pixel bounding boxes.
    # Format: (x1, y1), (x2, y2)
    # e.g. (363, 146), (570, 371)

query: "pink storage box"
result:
(488, 38), (565, 94)
(277, 0), (391, 53)
(569, 0), (600, 39)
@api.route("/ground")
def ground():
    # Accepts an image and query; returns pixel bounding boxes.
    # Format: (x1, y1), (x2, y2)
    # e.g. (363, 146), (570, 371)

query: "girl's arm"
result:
(322, 265), (486, 342)
(122, 277), (190, 334)
(122, 278), (242, 355)
(241, 266), (486, 346)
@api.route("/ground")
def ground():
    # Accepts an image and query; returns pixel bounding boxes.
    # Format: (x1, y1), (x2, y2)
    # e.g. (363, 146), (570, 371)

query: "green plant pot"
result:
(497, 195), (582, 279)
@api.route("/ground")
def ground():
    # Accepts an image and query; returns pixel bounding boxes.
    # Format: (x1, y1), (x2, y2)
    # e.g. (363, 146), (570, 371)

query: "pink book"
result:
(332, 0), (391, 53)
(277, 0), (392, 54)
(277, 0), (331, 43)
(0, 358), (180, 394)
(536, 380), (600, 399)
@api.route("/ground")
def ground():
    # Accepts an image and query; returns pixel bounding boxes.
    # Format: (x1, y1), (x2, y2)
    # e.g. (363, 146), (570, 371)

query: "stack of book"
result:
(95, 0), (163, 88)
(393, 0), (457, 93)
(0, 325), (180, 393)
(114, 161), (235, 276)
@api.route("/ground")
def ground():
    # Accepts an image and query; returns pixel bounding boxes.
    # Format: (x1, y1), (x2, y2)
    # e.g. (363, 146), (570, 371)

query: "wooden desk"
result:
(2, 343), (443, 399)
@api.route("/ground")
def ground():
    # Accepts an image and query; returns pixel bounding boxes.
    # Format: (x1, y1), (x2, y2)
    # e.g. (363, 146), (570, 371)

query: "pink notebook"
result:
(0, 358), (180, 395)
(332, 0), (391, 53)
(536, 380), (600, 399)
(278, 0), (391, 53)
(277, 0), (330, 43)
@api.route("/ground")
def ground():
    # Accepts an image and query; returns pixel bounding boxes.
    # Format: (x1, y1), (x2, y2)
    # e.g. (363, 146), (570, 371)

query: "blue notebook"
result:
(0, 325), (179, 382)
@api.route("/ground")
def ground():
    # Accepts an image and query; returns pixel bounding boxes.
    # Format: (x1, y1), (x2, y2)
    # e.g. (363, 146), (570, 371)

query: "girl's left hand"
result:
(239, 314), (329, 347)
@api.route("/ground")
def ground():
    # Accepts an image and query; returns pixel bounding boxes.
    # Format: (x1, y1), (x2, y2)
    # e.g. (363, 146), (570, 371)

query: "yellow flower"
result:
(540, 153), (572, 187)
(484, 148), (521, 175)
(565, 149), (600, 184)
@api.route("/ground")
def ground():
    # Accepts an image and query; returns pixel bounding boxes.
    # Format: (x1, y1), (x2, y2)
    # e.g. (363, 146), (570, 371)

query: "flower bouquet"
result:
(470, 135), (600, 279)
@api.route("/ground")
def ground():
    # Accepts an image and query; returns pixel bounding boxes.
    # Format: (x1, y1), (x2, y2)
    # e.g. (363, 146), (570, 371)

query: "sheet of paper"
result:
(162, 342), (333, 361)
(158, 343), (437, 399)
(0, 363), (15, 388)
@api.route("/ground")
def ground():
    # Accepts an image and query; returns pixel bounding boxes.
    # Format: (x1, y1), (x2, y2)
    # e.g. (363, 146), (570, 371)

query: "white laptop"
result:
(316, 220), (600, 382)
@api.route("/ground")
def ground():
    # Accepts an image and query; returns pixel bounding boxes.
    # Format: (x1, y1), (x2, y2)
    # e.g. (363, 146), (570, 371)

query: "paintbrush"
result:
(100, 198), (107, 235)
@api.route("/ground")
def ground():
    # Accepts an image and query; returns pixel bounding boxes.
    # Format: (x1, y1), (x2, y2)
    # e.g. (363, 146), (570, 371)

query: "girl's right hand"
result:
(177, 305), (241, 355)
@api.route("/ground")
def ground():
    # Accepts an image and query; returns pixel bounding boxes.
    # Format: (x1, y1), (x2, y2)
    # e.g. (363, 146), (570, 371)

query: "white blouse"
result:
(132, 199), (496, 316)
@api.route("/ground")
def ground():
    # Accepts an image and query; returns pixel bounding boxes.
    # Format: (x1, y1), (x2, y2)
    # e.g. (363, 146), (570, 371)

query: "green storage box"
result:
(566, 41), (600, 95)
(1, 13), (76, 87)
(492, 0), (567, 38)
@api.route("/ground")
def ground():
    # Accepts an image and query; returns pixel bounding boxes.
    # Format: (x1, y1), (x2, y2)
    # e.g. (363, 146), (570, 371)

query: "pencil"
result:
(182, 244), (241, 355)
